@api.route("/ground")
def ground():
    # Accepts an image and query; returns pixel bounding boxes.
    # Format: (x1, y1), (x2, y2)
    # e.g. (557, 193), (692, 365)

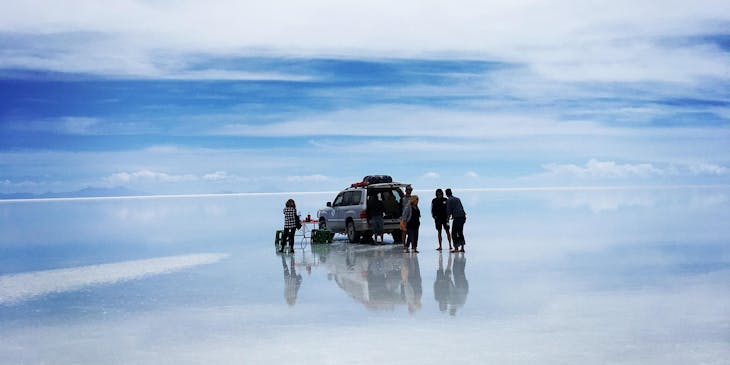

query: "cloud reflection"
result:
(0, 253), (229, 305)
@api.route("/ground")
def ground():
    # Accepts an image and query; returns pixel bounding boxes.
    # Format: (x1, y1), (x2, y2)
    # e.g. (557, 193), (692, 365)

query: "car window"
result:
(343, 191), (360, 206)
(333, 193), (344, 207)
(350, 191), (362, 205)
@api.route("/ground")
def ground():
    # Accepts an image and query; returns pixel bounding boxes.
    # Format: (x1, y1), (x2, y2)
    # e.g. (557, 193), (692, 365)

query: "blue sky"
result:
(1, 1), (729, 195)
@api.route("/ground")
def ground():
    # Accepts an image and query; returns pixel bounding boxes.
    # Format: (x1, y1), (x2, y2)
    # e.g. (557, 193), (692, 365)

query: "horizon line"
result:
(1, 184), (729, 204)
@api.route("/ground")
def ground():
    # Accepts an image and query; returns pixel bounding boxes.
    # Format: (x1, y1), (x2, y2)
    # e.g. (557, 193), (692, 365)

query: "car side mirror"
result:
(326, 202), (332, 207)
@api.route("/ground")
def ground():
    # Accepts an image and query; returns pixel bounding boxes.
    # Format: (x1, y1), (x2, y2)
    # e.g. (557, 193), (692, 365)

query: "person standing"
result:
(446, 189), (467, 252)
(400, 185), (413, 245)
(431, 188), (453, 251)
(401, 195), (421, 253)
(281, 199), (297, 253)
(367, 193), (386, 245)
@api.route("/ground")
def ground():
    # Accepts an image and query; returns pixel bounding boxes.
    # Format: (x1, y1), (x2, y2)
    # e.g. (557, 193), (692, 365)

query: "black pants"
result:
(452, 217), (466, 248)
(406, 226), (419, 250)
(283, 228), (296, 249)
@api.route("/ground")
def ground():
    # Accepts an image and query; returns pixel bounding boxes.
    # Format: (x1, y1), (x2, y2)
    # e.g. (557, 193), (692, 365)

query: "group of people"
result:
(398, 186), (467, 253)
(280, 187), (467, 254)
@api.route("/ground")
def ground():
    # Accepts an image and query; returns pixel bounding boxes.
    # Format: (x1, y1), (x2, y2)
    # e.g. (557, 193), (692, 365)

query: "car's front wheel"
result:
(346, 220), (360, 243)
(318, 218), (326, 229)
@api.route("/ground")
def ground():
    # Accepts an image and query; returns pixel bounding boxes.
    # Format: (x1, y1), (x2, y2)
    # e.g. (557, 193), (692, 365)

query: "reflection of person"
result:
(401, 195), (421, 253)
(282, 255), (302, 306)
(431, 189), (453, 251)
(448, 252), (469, 316)
(400, 185), (413, 245)
(446, 189), (467, 253)
(281, 199), (297, 253)
(367, 193), (386, 245)
(433, 253), (452, 312)
(400, 253), (422, 313)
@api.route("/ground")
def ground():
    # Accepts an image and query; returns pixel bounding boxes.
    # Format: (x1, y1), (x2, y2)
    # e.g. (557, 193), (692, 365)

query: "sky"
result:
(1, 0), (729, 195)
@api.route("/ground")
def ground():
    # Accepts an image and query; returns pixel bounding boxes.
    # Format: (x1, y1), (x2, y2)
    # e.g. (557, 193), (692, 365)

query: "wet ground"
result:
(1, 187), (728, 364)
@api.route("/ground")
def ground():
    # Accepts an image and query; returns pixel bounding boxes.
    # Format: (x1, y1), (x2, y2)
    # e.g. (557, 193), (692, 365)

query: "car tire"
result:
(318, 218), (326, 229)
(346, 220), (360, 243)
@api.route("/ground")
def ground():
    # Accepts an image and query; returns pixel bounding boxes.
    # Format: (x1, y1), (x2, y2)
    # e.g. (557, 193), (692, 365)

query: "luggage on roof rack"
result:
(350, 175), (393, 187)
(362, 175), (392, 184)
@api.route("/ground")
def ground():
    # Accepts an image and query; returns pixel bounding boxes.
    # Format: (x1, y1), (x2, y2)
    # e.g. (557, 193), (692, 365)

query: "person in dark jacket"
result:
(446, 189), (467, 252)
(367, 193), (386, 245)
(431, 189), (453, 251)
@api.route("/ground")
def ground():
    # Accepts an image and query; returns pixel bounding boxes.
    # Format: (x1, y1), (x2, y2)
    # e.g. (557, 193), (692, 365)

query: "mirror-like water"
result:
(1, 188), (728, 364)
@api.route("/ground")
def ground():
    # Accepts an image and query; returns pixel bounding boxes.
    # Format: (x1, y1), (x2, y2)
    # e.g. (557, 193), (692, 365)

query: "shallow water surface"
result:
(1, 188), (728, 364)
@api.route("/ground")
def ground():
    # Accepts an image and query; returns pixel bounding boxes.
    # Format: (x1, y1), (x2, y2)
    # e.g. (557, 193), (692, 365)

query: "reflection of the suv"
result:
(319, 244), (420, 311)
(317, 182), (408, 243)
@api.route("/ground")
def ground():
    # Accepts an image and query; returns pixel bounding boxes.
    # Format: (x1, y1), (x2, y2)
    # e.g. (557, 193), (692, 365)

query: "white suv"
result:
(317, 182), (409, 243)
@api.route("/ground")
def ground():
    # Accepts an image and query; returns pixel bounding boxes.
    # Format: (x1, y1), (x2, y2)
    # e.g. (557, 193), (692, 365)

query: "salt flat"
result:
(1, 187), (728, 364)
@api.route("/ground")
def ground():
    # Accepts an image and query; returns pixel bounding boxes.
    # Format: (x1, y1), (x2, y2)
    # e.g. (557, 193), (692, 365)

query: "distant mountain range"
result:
(0, 186), (149, 200)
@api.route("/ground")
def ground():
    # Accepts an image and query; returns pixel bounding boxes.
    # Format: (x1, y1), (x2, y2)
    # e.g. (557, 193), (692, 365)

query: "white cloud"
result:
(542, 159), (664, 179)
(203, 171), (229, 181)
(0, 179), (36, 194)
(215, 106), (618, 139)
(465, 171), (479, 178)
(1, 1), (728, 83)
(105, 170), (198, 185)
(689, 163), (729, 176)
(59, 116), (98, 134)
(1, 116), (99, 135)
(423, 172), (440, 179)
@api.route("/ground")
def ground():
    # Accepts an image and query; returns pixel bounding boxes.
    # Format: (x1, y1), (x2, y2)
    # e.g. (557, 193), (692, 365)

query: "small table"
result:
(297, 219), (319, 246)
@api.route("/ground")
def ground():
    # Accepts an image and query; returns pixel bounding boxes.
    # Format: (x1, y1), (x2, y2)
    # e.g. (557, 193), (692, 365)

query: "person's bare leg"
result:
(447, 227), (453, 250)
